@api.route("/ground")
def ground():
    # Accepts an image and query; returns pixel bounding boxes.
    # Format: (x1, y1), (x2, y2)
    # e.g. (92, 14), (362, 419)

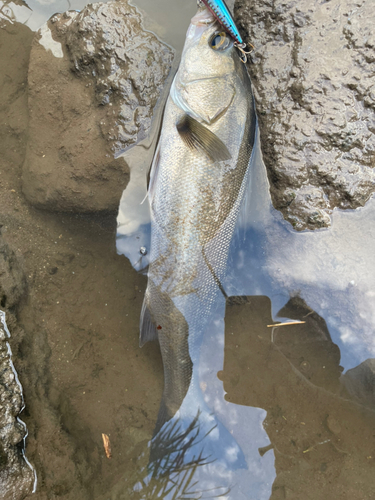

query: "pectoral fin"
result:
(176, 115), (231, 162)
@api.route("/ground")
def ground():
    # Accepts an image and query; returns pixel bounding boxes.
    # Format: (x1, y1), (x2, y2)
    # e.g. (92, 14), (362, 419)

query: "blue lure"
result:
(200, 0), (243, 44)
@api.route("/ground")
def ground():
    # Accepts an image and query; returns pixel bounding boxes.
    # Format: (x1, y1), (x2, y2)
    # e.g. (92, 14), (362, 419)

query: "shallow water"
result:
(117, 126), (375, 498)
(0, 0), (374, 498)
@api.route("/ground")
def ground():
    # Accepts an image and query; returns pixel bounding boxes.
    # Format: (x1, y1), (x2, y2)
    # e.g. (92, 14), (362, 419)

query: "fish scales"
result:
(141, 7), (256, 435)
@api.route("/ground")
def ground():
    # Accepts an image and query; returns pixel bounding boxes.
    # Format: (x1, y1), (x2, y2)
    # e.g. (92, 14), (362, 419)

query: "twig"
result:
(102, 433), (112, 459)
(267, 321), (306, 327)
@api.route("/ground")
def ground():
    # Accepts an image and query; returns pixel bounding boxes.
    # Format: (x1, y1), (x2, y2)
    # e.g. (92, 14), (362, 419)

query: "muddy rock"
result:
(22, 0), (174, 212)
(235, 0), (375, 230)
(0, 239), (33, 499)
(0, 312), (34, 499)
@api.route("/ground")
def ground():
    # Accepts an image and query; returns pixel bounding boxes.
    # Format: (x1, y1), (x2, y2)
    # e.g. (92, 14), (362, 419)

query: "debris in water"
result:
(303, 439), (331, 454)
(102, 433), (112, 459)
(267, 321), (306, 327)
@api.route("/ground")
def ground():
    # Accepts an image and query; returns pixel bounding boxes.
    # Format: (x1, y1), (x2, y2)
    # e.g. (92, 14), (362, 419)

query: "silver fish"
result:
(141, 6), (256, 459)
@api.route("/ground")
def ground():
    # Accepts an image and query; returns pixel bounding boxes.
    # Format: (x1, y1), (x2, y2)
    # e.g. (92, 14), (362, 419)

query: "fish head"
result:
(172, 7), (240, 124)
(183, 8), (236, 78)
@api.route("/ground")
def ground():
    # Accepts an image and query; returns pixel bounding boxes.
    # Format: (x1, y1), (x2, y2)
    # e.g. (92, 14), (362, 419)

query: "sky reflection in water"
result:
(117, 125), (375, 497)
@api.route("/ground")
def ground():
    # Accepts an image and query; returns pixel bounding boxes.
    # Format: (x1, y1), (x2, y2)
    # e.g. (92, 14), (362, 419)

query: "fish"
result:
(199, 0), (243, 44)
(141, 5), (256, 466)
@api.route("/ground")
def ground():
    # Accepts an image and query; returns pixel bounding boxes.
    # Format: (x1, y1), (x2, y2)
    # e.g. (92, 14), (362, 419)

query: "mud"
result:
(1, 17), (163, 499)
(235, 0), (375, 230)
(22, 0), (174, 212)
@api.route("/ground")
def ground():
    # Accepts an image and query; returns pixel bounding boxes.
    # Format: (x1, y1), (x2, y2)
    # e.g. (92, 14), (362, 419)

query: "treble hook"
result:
(234, 42), (254, 63)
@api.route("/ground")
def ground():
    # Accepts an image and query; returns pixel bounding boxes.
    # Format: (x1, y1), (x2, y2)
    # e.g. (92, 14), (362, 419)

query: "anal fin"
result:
(139, 299), (158, 347)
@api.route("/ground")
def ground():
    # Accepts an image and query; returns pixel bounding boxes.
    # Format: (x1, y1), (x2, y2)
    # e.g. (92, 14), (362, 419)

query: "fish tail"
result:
(139, 295), (183, 436)
(152, 396), (174, 438)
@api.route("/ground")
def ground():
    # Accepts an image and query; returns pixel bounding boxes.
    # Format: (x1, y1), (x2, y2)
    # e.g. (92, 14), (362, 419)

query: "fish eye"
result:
(209, 32), (232, 51)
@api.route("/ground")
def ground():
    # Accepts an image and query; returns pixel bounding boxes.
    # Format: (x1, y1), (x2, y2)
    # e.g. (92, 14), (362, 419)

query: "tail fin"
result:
(152, 396), (174, 438)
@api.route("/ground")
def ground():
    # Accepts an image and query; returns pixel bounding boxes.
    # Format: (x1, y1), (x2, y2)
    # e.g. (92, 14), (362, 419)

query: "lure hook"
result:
(234, 42), (254, 63)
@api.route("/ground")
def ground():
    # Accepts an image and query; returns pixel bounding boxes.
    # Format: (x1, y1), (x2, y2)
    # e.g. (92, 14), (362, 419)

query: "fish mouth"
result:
(186, 8), (217, 45)
(191, 7), (216, 26)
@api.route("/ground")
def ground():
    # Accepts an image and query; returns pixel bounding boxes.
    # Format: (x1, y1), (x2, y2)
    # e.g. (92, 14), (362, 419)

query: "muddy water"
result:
(0, 0), (374, 500)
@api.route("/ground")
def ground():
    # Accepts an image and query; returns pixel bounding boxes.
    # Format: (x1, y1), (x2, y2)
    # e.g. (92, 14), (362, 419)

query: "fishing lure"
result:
(199, 0), (253, 62)
(199, 0), (241, 43)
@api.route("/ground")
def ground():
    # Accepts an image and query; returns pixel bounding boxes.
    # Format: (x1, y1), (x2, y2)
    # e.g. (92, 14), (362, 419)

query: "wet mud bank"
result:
(235, 0), (375, 230)
(0, 13), (166, 500)
(0, 210), (163, 499)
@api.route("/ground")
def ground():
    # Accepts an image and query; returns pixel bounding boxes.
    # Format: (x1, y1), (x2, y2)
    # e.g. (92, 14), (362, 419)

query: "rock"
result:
(235, 0), (375, 230)
(0, 239), (33, 498)
(0, 311), (35, 499)
(22, 1), (174, 213)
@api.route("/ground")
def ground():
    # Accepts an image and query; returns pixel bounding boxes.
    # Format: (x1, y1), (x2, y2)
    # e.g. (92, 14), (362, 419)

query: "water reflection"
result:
(117, 124), (375, 379)
(0, 0), (86, 29)
(116, 122), (375, 496)
(1, 0), (372, 494)
(136, 412), (230, 499)
(341, 359), (375, 410)
(0, 0), (197, 45)
(129, 404), (274, 499)
(0, 0), (31, 25)
(272, 296), (343, 394)
(221, 295), (375, 499)
(226, 131), (375, 372)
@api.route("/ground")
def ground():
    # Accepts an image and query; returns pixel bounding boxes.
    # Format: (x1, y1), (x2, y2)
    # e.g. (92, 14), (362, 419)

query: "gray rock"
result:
(0, 311), (35, 499)
(235, 0), (375, 230)
(22, 0), (174, 212)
